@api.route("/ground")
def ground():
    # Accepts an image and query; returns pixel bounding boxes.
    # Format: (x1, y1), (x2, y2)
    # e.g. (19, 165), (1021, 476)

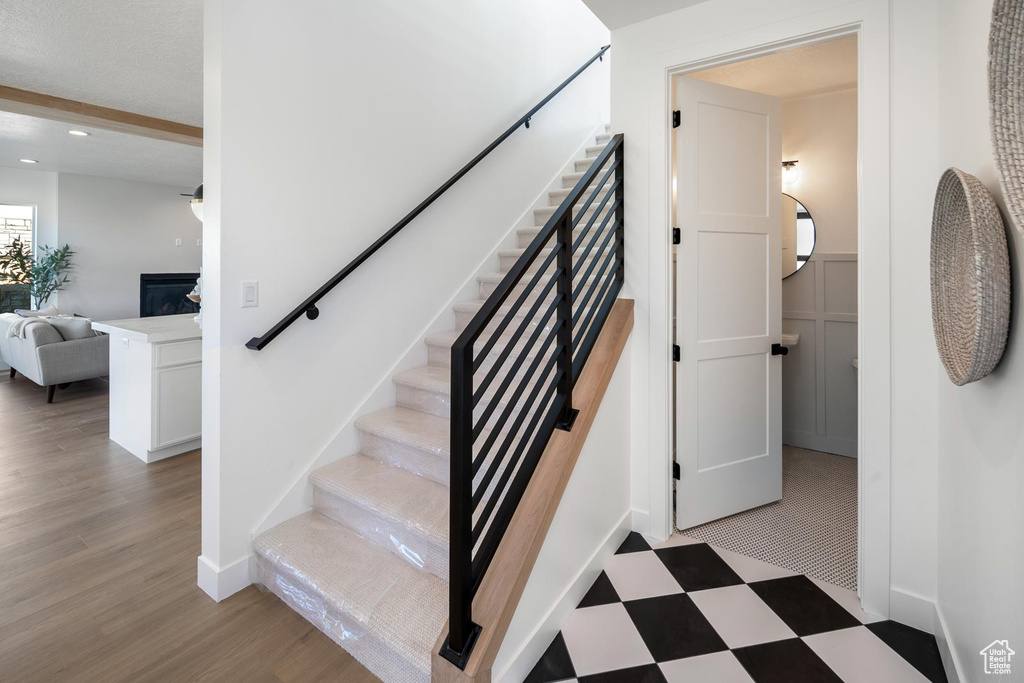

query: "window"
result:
(0, 204), (35, 312)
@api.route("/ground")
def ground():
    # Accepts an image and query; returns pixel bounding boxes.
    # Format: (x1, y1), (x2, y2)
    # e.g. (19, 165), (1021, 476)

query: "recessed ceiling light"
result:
(68, 130), (90, 136)
(19, 159), (38, 164)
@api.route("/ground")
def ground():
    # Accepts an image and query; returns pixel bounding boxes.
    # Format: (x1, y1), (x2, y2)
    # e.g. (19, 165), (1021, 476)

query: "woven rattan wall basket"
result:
(931, 168), (1011, 386)
(991, 0), (1024, 235)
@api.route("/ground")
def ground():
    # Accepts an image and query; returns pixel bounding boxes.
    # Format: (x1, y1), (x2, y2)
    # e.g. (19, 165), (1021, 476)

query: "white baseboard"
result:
(197, 554), (251, 602)
(495, 509), (631, 683)
(933, 602), (965, 683)
(783, 430), (857, 458)
(630, 508), (651, 536)
(142, 437), (202, 463)
(889, 586), (935, 634)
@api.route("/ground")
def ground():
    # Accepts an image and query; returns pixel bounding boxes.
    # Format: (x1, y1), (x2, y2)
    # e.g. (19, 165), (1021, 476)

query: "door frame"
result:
(644, 2), (891, 617)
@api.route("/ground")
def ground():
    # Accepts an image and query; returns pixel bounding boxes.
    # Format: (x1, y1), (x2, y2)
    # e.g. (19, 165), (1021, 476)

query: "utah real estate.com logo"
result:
(980, 640), (1015, 675)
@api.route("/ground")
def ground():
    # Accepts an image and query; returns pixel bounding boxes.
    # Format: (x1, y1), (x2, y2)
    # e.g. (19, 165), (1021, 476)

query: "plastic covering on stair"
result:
(312, 473), (448, 579)
(252, 513), (445, 683)
(359, 431), (448, 485)
(312, 491), (443, 577)
(356, 409), (451, 485)
(396, 381), (451, 420)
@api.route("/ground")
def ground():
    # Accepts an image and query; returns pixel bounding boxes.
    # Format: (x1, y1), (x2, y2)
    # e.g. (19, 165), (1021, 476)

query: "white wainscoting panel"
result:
(782, 252), (858, 457)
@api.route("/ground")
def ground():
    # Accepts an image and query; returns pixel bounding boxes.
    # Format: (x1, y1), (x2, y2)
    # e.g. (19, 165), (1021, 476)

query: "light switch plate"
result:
(241, 280), (259, 308)
(175, 238), (183, 247)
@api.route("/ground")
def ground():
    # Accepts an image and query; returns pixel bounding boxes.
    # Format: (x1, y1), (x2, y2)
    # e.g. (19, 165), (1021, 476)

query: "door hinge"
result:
(672, 227), (681, 245)
(771, 343), (789, 356)
(672, 344), (680, 362)
(673, 462), (681, 480)
(672, 110), (681, 128)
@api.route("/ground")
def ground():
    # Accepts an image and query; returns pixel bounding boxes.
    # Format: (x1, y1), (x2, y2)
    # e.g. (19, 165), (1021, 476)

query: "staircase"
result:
(252, 126), (614, 683)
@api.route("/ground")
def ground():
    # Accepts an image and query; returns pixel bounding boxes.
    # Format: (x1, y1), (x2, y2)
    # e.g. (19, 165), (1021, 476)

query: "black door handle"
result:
(771, 343), (788, 356)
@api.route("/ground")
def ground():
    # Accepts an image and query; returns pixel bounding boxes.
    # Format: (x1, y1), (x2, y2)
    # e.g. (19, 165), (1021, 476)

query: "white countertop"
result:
(93, 314), (201, 343)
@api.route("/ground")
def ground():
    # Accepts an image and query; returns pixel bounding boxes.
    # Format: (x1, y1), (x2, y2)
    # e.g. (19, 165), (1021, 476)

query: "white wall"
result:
(201, 0), (610, 598)
(934, 0), (1024, 678)
(782, 89), (858, 254)
(56, 173), (201, 321)
(609, 0), (940, 626)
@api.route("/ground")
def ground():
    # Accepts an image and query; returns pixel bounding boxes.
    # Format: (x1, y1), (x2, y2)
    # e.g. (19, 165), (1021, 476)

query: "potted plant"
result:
(0, 238), (74, 311)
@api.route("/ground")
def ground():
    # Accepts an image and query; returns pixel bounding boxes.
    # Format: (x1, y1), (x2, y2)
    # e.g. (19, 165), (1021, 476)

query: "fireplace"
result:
(140, 273), (200, 318)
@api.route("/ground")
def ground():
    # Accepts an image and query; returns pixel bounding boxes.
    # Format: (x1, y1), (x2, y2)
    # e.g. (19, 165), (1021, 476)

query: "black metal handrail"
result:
(441, 134), (624, 667)
(245, 45), (611, 351)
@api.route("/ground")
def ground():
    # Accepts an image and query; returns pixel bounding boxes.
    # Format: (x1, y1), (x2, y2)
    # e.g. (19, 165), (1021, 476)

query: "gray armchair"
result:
(0, 315), (109, 402)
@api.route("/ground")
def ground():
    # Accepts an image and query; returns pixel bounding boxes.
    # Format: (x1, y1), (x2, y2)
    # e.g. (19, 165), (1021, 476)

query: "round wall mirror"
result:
(782, 193), (816, 279)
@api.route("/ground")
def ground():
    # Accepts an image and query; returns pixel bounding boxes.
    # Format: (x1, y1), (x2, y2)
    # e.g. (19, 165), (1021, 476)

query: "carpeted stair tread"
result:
(252, 511), (447, 683)
(355, 406), (450, 457)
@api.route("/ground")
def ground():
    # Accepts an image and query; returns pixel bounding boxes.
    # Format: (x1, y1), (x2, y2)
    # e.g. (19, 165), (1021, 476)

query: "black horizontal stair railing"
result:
(245, 44), (611, 351)
(441, 133), (624, 668)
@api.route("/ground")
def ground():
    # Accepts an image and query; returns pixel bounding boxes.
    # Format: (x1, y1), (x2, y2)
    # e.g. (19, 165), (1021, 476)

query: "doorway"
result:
(671, 36), (861, 591)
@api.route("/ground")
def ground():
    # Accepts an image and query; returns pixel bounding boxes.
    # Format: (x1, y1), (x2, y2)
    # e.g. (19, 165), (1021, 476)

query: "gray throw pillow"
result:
(46, 316), (96, 341)
(15, 305), (59, 318)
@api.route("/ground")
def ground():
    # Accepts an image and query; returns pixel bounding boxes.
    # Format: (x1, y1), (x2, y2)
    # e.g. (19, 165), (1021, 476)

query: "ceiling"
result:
(0, 0), (202, 187)
(686, 36), (858, 100)
(0, 0), (203, 125)
(0, 111), (201, 188)
(581, 0), (711, 30)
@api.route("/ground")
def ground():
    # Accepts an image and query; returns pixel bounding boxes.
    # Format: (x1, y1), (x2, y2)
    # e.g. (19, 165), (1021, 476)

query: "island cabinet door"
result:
(152, 340), (202, 449)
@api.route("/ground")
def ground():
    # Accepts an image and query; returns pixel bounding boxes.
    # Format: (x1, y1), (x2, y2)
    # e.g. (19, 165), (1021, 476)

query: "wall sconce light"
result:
(190, 184), (203, 222)
(782, 160), (800, 185)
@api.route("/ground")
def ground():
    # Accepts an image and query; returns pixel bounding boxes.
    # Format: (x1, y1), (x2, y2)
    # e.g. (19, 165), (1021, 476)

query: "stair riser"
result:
(427, 342), (453, 367)
(548, 180), (615, 205)
(501, 252), (547, 272)
(251, 555), (430, 683)
(396, 365), (547, 420)
(455, 308), (560, 337)
(468, 274), (614, 331)
(499, 250), (610, 273)
(519, 222), (618, 249)
(533, 202), (616, 228)
(574, 158), (597, 172)
(427, 340), (535, 369)
(312, 488), (448, 581)
(596, 133), (611, 144)
(562, 173), (615, 189)
(357, 431), (448, 486)
(479, 271), (609, 303)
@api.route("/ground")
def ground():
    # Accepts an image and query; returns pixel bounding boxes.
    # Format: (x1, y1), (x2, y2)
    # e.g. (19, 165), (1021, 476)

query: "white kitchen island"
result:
(93, 314), (201, 463)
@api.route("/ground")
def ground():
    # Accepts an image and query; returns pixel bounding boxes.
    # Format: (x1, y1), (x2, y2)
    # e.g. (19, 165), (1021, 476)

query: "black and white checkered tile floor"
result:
(526, 533), (946, 683)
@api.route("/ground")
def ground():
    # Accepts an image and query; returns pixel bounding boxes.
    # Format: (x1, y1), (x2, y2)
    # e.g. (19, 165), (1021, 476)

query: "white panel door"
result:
(675, 77), (782, 529)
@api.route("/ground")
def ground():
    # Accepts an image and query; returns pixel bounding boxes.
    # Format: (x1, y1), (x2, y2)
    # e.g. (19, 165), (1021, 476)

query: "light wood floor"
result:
(0, 374), (378, 682)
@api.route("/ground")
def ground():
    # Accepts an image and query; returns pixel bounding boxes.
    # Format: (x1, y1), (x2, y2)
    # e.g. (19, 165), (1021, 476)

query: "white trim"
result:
(783, 430), (857, 458)
(143, 437), (203, 463)
(494, 510), (631, 683)
(889, 586), (935, 634)
(634, 0), (891, 617)
(630, 507), (650, 532)
(197, 553), (251, 602)
(934, 602), (965, 683)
